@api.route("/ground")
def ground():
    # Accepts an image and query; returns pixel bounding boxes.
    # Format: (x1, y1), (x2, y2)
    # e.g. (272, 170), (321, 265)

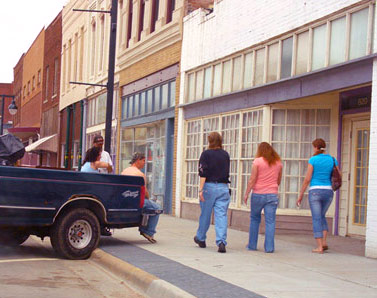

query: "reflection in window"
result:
(267, 43), (278, 82)
(350, 8), (368, 60)
(140, 92), (146, 115)
(255, 48), (265, 85)
(330, 17), (346, 65)
(312, 24), (326, 70)
(154, 86), (161, 110)
(296, 31), (309, 75)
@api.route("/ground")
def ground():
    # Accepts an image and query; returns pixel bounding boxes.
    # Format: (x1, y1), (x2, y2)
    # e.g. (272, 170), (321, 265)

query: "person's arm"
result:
(277, 164), (282, 186)
(103, 151), (113, 173)
(243, 163), (258, 204)
(143, 175), (150, 199)
(94, 161), (110, 170)
(199, 177), (206, 202)
(297, 164), (313, 207)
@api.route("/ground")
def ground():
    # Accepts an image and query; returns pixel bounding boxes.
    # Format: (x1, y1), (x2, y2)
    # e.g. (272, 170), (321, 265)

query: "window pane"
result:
(122, 97), (127, 119)
(267, 43), (278, 82)
(312, 24), (326, 70)
(169, 81), (176, 107)
(154, 86), (161, 110)
(330, 17), (346, 65)
(243, 52), (253, 88)
(272, 109), (286, 125)
(161, 84), (168, 109)
(129, 95), (134, 117)
(255, 48), (265, 85)
(213, 63), (221, 96)
(97, 93), (106, 124)
(147, 89), (153, 113)
(222, 60), (231, 94)
(134, 93), (140, 116)
(203, 67), (212, 98)
(140, 92), (146, 115)
(281, 37), (293, 79)
(195, 70), (203, 100)
(296, 31), (309, 75)
(187, 73), (195, 102)
(232, 56), (242, 91)
(350, 8), (369, 60)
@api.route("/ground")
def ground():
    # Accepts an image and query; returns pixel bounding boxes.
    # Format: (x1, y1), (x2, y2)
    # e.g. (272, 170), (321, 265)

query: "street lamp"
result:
(0, 95), (17, 135)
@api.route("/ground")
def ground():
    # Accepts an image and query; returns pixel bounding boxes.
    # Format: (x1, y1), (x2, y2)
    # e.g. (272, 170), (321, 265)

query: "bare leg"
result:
(313, 238), (324, 253)
(322, 230), (328, 247)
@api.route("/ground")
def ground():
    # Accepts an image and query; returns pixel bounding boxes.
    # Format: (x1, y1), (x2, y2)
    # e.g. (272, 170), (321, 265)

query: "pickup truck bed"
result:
(0, 166), (158, 259)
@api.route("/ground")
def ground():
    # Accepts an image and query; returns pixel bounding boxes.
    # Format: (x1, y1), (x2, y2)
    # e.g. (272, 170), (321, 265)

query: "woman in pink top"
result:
(243, 142), (282, 253)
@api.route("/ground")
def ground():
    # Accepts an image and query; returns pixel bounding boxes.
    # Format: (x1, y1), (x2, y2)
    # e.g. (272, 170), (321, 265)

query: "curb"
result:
(91, 249), (195, 298)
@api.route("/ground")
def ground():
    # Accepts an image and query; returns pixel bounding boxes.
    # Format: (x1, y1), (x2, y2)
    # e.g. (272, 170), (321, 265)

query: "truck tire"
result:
(0, 228), (29, 246)
(50, 208), (100, 260)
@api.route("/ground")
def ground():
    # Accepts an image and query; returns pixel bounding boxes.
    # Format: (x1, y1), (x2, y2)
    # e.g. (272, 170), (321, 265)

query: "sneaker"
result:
(194, 236), (206, 248)
(140, 231), (157, 243)
(218, 242), (226, 253)
(101, 227), (112, 236)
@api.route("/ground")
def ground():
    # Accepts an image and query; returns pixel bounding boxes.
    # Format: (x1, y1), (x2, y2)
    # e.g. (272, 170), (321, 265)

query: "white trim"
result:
(0, 205), (55, 210)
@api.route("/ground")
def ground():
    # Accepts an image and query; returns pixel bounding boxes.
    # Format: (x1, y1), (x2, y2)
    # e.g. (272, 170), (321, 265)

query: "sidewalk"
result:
(98, 215), (377, 298)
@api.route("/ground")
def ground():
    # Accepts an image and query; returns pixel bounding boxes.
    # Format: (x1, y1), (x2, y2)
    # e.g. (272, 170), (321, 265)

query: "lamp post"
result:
(0, 95), (17, 135)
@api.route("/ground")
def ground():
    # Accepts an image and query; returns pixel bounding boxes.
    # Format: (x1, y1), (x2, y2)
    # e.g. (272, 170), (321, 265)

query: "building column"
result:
(156, 0), (167, 30)
(366, 57), (377, 258)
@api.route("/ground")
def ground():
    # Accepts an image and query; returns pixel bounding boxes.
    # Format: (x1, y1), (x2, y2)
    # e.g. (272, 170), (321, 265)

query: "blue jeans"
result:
(196, 182), (230, 246)
(139, 199), (161, 237)
(308, 188), (333, 239)
(247, 193), (279, 253)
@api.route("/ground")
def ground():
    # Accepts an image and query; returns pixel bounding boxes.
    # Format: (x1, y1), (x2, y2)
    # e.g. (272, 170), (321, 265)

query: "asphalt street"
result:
(0, 236), (145, 298)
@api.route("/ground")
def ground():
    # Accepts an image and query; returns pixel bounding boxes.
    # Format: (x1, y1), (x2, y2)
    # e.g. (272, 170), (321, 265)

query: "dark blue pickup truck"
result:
(0, 165), (155, 260)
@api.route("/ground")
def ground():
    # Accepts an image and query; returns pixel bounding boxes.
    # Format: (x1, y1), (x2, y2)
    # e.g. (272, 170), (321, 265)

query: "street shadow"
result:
(0, 243), (56, 259)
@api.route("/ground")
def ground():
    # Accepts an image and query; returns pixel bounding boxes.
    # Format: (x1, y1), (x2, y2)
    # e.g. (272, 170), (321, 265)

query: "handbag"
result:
(331, 157), (342, 191)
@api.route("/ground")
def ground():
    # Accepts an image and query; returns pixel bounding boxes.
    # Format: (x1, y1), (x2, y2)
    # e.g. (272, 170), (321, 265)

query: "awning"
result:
(25, 134), (58, 153)
(7, 127), (40, 140)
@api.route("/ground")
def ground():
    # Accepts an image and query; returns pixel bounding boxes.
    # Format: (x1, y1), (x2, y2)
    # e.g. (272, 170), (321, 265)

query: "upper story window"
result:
(122, 80), (176, 120)
(150, 0), (159, 33)
(185, 4), (374, 103)
(138, 0), (145, 41)
(166, 0), (175, 24)
(127, 0), (133, 47)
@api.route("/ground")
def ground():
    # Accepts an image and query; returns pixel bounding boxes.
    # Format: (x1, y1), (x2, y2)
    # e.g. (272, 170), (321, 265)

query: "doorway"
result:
(347, 120), (370, 236)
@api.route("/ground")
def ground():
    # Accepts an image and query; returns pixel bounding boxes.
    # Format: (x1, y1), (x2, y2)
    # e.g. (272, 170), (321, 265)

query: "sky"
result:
(0, 0), (68, 83)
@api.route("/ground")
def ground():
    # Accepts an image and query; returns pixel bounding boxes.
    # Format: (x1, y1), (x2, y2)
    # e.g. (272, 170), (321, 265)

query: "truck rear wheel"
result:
(50, 208), (100, 260)
(0, 227), (29, 246)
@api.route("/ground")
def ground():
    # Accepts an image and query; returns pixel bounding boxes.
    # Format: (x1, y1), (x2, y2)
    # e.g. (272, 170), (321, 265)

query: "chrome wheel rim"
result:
(68, 220), (92, 249)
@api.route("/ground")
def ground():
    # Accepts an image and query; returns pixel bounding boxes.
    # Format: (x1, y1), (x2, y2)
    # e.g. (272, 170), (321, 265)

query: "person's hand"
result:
(199, 191), (205, 202)
(243, 194), (249, 205)
(296, 196), (302, 207)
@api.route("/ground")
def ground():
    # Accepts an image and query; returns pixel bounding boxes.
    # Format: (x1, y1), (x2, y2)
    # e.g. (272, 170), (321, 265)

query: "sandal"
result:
(323, 245), (329, 251)
(140, 232), (157, 243)
(312, 248), (324, 254)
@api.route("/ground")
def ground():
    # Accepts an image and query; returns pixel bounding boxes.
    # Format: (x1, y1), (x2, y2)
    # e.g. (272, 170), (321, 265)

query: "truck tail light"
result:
(140, 185), (145, 208)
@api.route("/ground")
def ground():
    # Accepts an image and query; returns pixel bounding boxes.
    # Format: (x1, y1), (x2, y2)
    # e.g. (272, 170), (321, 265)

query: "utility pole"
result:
(104, 0), (118, 154)
(72, 0), (118, 154)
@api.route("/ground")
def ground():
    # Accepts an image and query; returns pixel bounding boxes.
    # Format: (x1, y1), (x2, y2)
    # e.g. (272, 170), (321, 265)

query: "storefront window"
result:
(272, 108), (331, 209)
(232, 56), (242, 91)
(281, 37), (293, 79)
(267, 43), (278, 82)
(203, 67), (212, 98)
(255, 48), (265, 85)
(243, 52), (253, 88)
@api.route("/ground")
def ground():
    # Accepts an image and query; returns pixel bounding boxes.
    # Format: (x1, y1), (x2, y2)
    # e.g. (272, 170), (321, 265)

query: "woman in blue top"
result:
(81, 146), (112, 173)
(297, 138), (340, 254)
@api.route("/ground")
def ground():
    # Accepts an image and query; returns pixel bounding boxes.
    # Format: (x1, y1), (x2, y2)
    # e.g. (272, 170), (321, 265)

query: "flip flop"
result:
(140, 232), (157, 243)
(312, 248), (324, 254)
(323, 245), (329, 251)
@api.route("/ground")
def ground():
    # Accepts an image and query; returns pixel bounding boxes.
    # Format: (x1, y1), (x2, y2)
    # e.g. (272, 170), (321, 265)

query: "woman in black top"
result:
(194, 132), (231, 253)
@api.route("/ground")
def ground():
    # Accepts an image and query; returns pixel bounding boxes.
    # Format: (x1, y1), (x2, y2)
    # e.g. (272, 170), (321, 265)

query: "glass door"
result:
(348, 120), (370, 236)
